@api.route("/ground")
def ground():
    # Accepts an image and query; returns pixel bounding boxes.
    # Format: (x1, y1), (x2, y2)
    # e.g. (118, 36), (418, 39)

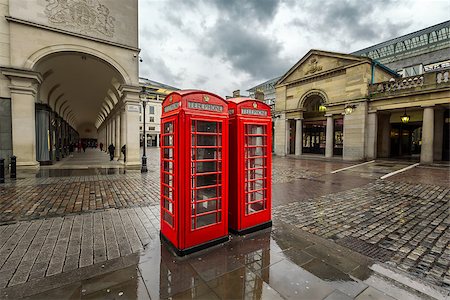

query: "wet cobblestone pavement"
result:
(0, 149), (448, 299)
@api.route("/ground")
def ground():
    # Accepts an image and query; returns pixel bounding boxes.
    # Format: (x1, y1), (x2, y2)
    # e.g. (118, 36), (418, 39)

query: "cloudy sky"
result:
(138, 0), (449, 97)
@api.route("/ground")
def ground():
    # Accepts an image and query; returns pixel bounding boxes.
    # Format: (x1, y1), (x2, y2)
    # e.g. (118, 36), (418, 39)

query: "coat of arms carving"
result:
(304, 58), (323, 75)
(45, 0), (115, 38)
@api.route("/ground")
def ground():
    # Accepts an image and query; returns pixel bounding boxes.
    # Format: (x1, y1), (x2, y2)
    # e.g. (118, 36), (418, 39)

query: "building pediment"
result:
(277, 50), (370, 85)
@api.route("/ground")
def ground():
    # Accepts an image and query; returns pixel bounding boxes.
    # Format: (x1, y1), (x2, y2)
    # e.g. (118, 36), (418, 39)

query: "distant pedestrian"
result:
(77, 141), (82, 153)
(121, 144), (126, 162)
(99, 142), (103, 151)
(108, 143), (115, 161)
(82, 142), (87, 153)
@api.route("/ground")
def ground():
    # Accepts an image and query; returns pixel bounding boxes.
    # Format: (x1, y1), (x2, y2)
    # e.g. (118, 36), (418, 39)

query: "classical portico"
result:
(0, 0), (141, 168)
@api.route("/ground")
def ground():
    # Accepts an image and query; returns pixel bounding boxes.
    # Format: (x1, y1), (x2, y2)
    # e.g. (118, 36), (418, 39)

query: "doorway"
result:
(390, 123), (422, 158)
(302, 121), (326, 154)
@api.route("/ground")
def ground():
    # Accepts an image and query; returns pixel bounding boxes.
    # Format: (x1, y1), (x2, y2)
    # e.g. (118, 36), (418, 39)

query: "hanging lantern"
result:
(344, 104), (356, 115)
(401, 108), (410, 124)
(318, 104), (327, 112)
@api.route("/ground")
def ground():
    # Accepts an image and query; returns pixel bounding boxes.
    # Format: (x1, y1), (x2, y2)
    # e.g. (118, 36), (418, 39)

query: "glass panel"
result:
(196, 187), (218, 200)
(246, 136), (266, 146)
(246, 124), (265, 135)
(163, 161), (173, 172)
(196, 148), (220, 160)
(247, 190), (266, 202)
(247, 201), (265, 214)
(246, 147), (265, 157)
(164, 135), (174, 146)
(163, 199), (173, 213)
(195, 200), (219, 214)
(245, 179), (265, 191)
(163, 173), (174, 186)
(163, 211), (173, 226)
(196, 121), (218, 133)
(196, 213), (217, 228)
(196, 161), (217, 173)
(164, 122), (173, 134)
(196, 174), (217, 187)
(246, 158), (264, 169)
(164, 148), (173, 159)
(163, 186), (173, 198)
(197, 135), (218, 146)
(246, 168), (265, 180)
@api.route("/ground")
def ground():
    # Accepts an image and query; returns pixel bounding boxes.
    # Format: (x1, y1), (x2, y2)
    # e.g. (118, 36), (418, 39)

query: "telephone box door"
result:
(184, 116), (228, 249)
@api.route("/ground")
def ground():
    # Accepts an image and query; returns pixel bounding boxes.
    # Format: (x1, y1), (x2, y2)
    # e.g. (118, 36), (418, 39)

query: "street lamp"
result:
(400, 108), (410, 124)
(141, 87), (148, 173)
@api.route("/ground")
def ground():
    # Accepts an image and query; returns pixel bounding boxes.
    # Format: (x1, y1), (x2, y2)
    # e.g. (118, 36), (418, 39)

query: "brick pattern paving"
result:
(0, 206), (160, 288)
(0, 174), (160, 223)
(273, 180), (450, 289)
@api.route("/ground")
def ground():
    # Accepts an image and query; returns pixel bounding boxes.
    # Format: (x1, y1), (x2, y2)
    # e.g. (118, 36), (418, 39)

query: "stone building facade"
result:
(0, 0), (141, 168)
(273, 21), (450, 163)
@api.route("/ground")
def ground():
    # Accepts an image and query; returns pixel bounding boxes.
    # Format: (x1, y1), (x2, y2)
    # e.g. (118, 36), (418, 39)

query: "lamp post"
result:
(141, 87), (148, 173)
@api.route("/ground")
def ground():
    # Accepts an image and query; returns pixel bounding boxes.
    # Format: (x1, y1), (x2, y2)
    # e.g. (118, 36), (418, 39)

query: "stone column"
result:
(1, 69), (42, 168)
(366, 111), (378, 160)
(434, 109), (444, 161)
(115, 113), (121, 159)
(421, 106), (434, 164)
(295, 118), (302, 156)
(120, 107), (127, 160)
(285, 119), (291, 155)
(325, 114), (334, 158)
(120, 85), (142, 166)
(377, 112), (391, 158)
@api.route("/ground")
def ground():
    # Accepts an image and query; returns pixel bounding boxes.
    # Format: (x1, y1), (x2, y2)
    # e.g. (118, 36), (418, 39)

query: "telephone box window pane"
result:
(196, 148), (220, 160)
(195, 200), (219, 214)
(196, 213), (217, 228)
(246, 136), (266, 146)
(163, 186), (173, 198)
(197, 135), (218, 146)
(195, 121), (219, 133)
(196, 187), (218, 200)
(164, 122), (174, 133)
(163, 211), (173, 226)
(246, 179), (264, 191)
(164, 173), (174, 186)
(247, 190), (266, 202)
(164, 148), (174, 159)
(246, 147), (265, 157)
(247, 201), (265, 214)
(196, 161), (217, 173)
(163, 161), (173, 172)
(196, 174), (217, 187)
(164, 199), (173, 213)
(246, 158), (265, 169)
(246, 168), (265, 179)
(246, 125), (265, 135)
(164, 135), (174, 146)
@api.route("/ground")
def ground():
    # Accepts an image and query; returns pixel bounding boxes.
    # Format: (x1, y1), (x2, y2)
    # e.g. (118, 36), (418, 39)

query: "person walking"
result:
(108, 143), (115, 161)
(99, 142), (103, 151)
(121, 144), (126, 162)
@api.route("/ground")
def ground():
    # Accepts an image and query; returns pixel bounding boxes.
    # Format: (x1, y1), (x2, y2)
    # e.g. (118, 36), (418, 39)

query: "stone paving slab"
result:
(273, 179), (450, 290)
(0, 206), (160, 289)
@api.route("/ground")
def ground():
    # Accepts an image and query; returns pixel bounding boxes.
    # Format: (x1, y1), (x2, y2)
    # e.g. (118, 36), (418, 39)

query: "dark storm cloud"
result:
(202, 20), (291, 78)
(291, 0), (412, 47)
(139, 52), (183, 87)
(211, 0), (280, 24)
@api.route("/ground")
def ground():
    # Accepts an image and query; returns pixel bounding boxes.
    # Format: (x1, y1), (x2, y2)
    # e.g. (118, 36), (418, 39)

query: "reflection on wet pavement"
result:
(11, 224), (415, 300)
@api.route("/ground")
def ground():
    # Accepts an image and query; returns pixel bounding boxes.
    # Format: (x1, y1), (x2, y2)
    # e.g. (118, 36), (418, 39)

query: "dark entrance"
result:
(443, 110), (450, 161)
(390, 122), (422, 158)
(334, 118), (343, 156)
(288, 120), (296, 154)
(302, 120), (326, 154)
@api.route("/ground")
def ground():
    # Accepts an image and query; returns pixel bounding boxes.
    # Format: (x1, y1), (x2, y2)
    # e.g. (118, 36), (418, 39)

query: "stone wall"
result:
(0, 97), (12, 170)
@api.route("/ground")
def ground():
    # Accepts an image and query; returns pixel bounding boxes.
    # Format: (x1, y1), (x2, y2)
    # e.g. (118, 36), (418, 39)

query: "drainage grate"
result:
(336, 236), (394, 262)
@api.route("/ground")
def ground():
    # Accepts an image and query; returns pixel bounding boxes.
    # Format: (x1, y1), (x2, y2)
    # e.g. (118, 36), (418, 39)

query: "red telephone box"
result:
(227, 98), (272, 234)
(160, 90), (229, 255)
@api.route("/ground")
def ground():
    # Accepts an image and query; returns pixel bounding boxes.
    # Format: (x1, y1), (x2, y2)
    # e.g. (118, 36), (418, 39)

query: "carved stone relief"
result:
(304, 57), (323, 75)
(45, 0), (115, 38)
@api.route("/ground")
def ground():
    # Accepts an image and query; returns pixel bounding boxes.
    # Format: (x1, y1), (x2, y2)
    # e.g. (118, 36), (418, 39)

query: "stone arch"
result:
(24, 44), (131, 84)
(298, 89), (329, 110)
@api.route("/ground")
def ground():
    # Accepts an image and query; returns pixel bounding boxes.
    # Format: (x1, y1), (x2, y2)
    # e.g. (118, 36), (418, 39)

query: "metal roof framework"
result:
(351, 20), (450, 63)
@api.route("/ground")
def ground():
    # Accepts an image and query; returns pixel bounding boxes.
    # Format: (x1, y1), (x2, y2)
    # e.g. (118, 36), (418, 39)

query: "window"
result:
(139, 126), (142, 130)
(149, 126), (155, 131)
(149, 116), (155, 122)
(403, 64), (423, 77)
(149, 106), (155, 114)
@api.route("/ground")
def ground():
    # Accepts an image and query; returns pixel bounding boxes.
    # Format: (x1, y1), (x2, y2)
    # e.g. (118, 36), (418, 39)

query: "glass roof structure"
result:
(351, 20), (450, 64)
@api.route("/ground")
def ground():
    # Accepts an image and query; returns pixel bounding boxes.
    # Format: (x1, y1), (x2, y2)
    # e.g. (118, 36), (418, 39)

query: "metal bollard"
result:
(0, 158), (4, 183)
(10, 156), (16, 179)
